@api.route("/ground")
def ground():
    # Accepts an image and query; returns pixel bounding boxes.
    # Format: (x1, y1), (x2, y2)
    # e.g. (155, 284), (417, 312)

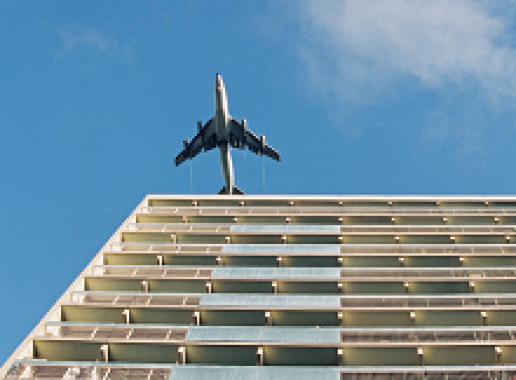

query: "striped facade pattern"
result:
(4, 195), (516, 379)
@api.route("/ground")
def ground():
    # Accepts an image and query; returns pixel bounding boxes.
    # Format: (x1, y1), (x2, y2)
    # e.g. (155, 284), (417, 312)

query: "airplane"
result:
(174, 74), (281, 195)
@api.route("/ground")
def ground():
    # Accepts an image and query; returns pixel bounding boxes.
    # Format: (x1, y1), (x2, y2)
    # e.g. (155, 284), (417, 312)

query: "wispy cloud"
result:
(300, 0), (516, 102)
(57, 25), (132, 62)
(295, 0), (516, 155)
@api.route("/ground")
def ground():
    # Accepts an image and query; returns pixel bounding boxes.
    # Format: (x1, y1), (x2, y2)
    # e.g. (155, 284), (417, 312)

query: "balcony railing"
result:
(43, 322), (516, 345)
(340, 294), (516, 308)
(91, 265), (516, 281)
(340, 367), (516, 380)
(70, 291), (202, 307)
(127, 223), (516, 235)
(7, 361), (516, 380)
(107, 242), (516, 256)
(70, 291), (341, 308)
(4, 361), (172, 380)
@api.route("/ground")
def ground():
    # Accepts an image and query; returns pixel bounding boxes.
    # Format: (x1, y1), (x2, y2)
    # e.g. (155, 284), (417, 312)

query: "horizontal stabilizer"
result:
(218, 185), (245, 195)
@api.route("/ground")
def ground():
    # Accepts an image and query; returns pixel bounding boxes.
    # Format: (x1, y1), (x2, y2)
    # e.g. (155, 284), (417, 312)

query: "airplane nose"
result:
(215, 73), (223, 88)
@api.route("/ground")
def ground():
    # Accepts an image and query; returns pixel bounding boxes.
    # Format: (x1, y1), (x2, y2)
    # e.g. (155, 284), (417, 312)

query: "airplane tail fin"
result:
(218, 185), (244, 195)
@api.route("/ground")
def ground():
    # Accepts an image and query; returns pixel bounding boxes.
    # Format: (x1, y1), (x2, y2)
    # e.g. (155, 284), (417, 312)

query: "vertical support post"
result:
(100, 344), (109, 362)
(257, 347), (264, 366)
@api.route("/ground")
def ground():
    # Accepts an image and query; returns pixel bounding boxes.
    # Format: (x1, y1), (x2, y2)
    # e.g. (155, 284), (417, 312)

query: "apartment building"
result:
(3, 195), (516, 379)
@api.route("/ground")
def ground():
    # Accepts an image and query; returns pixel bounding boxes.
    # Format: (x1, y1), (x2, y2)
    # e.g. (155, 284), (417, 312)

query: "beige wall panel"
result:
(500, 346), (516, 364)
(284, 256), (339, 267)
(105, 254), (158, 266)
(467, 257), (516, 267)
(343, 347), (418, 366)
(231, 235), (282, 244)
(343, 312), (411, 327)
(165, 256), (217, 266)
(151, 279), (206, 293)
(346, 236), (393, 244)
(186, 345), (256, 365)
(405, 256), (460, 267)
(149, 200), (191, 207)
(211, 280), (273, 294)
(201, 311), (266, 326)
(110, 343), (179, 363)
(122, 233), (171, 243)
(486, 311), (516, 326)
(476, 281), (516, 293)
(278, 282), (339, 294)
(344, 282), (404, 294)
(291, 236), (340, 244)
(265, 347), (338, 366)
(62, 306), (126, 324)
(34, 341), (102, 362)
(416, 311), (482, 327)
(423, 346), (494, 366)
(461, 236), (506, 244)
(225, 256), (278, 266)
(344, 257), (400, 268)
(131, 309), (194, 325)
(410, 281), (469, 294)
(272, 311), (339, 327)
(179, 235), (226, 244)
(136, 216), (183, 223)
(85, 278), (141, 292)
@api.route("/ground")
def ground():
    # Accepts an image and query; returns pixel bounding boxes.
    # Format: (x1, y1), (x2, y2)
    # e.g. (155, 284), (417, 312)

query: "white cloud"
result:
(57, 26), (132, 62)
(299, 0), (516, 105)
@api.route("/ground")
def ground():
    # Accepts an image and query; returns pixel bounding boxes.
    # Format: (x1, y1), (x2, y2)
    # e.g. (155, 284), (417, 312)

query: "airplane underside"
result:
(174, 74), (280, 195)
(219, 144), (244, 195)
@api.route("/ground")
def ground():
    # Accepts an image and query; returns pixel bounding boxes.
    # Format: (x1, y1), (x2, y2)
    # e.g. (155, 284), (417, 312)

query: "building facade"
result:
(4, 195), (516, 379)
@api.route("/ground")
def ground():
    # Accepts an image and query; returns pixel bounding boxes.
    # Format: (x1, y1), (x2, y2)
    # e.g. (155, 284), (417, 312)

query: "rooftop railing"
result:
(141, 205), (516, 217)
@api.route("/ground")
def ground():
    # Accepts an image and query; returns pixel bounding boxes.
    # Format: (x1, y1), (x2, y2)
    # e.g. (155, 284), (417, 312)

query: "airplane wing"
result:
(229, 119), (281, 161)
(175, 118), (216, 166)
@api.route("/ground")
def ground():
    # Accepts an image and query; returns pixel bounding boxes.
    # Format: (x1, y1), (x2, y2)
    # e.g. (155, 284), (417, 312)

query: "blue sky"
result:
(3, 0), (516, 364)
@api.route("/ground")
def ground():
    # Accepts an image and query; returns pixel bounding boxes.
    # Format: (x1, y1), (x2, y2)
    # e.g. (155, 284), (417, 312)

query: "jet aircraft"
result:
(175, 74), (281, 194)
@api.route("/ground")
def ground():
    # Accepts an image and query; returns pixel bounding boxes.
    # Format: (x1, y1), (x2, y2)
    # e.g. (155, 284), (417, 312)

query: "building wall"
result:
(5, 195), (516, 379)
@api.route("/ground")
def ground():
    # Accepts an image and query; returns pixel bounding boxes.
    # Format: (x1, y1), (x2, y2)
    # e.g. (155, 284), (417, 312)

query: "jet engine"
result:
(260, 135), (266, 155)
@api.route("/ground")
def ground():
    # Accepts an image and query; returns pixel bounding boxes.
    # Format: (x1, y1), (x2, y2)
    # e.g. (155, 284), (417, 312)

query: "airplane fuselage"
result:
(214, 74), (234, 194)
(175, 73), (280, 195)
